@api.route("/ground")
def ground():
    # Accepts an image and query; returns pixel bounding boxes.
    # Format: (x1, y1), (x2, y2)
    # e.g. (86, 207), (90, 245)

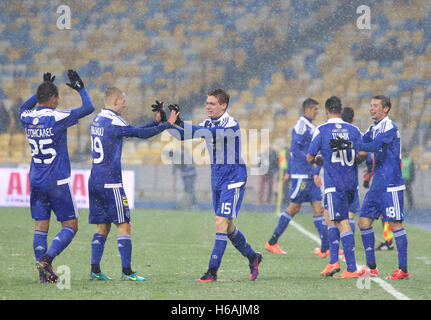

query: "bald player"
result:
(88, 87), (178, 281)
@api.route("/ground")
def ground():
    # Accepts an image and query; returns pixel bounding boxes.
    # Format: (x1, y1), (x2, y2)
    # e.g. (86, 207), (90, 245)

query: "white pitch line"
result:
(288, 219), (411, 300)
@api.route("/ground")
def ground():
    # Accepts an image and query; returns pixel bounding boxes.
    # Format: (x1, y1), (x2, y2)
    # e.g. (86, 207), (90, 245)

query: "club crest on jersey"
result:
(32, 118), (39, 125)
(300, 182), (306, 190)
(122, 196), (129, 207)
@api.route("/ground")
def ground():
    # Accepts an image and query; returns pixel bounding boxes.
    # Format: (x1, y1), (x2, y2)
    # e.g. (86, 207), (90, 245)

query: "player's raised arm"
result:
(19, 94), (38, 114)
(110, 95), (178, 140)
(65, 69), (95, 119)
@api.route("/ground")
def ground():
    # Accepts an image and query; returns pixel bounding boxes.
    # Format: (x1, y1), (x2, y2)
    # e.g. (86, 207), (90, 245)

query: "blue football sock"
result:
(46, 226), (76, 259)
(341, 231), (357, 272)
(393, 228), (408, 270)
(91, 233), (107, 266)
(313, 215), (329, 252)
(228, 227), (255, 259)
(273, 212), (293, 238)
(327, 225), (340, 264)
(349, 218), (356, 234)
(117, 235), (132, 270)
(208, 233), (228, 272)
(33, 230), (48, 261)
(360, 227), (376, 267)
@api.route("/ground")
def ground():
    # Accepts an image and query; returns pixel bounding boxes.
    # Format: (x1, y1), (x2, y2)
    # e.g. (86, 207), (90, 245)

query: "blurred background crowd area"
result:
(1, 0), (431, 169)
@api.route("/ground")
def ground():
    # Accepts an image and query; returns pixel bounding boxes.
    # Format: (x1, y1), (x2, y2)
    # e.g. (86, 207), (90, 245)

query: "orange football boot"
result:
(265, 242), (287, 255)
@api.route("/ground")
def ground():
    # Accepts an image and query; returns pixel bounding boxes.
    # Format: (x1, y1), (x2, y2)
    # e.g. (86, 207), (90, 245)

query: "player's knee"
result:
(357, 218), (371, 229)
(215, 217), (229, 233)
(388, 220), (403, 231)
(97, 223), (111, 237)
(62, 218), (78, 232)
(117, 221), (131, 235)
(35, 219), (50, 232)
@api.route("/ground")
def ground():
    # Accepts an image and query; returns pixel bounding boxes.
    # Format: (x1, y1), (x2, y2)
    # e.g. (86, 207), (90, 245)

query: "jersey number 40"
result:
(331, 149), (355, 166)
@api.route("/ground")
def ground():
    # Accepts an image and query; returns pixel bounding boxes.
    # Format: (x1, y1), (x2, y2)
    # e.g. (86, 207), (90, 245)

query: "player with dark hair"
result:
(20, 70), (95, 283)
(88, 88), (178, 281)
(331, 95), (409, 279)
(341, 106), (354, 124)
(265, 98), (328, 257)
(317, 104), (362, 276)
(159, 89), (262, 282)
(308, 96), (366, 278)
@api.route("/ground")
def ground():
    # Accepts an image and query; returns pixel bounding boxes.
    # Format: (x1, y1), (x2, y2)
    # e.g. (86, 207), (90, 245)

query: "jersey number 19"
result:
(91, 136), (104, 164)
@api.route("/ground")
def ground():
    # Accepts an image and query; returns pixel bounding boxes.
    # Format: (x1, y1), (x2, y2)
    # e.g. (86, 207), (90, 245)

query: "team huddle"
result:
(20, 71), (408, 284)
(265, 96), (408, 280)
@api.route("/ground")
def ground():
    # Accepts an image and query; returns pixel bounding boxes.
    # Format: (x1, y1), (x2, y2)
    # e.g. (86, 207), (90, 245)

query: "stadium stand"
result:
(0, 0), (430, 168)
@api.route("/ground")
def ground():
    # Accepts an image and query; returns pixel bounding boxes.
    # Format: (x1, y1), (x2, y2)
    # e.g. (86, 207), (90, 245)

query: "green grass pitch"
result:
(1, 207), (430, 300)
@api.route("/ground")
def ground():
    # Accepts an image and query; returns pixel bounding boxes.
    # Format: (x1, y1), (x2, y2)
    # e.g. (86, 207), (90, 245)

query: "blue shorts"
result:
(325, 189), (356, 221)
(360, 187), (405, 222)
(30, 179), (79, 222)
(289, 177), (322, 204)
(324, 189), (360, 214)
(89, 183), (131, 225)
(213, 182), (245, 219)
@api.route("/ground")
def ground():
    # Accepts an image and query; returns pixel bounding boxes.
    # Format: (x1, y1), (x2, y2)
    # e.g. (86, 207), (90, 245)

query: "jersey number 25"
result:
(28, 138), (57, 164)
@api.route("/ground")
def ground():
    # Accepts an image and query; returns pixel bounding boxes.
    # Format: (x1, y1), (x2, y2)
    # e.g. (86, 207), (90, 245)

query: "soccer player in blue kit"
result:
(20, 70), (95, 283)
(265, 98), (329, 257)
(332, 95), (409, 280)
(165, 89), (262, 282)
(319, 106), (361, 276)
(88, 87), (179, 281)
(308, 96), (366, 278)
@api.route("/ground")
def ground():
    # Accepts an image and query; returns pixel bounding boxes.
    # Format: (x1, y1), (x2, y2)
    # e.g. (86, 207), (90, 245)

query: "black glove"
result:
(329, 136), (352, 152)
(168, 104), (182, 125)
(66, 69), (84, 92)
(363, 180), (370, 188)
(43, 72), (55, 83)
(151, 100), (167, 122)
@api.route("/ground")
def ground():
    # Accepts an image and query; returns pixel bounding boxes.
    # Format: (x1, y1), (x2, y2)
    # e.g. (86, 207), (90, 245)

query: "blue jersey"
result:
(89, 108), (172, 186)
(20, 90), (94, 187)
(357, 116), (404, 192)
(289, 115), (315, 178)
(308, 118), (362, 192)
(171, 112), (247, 189)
